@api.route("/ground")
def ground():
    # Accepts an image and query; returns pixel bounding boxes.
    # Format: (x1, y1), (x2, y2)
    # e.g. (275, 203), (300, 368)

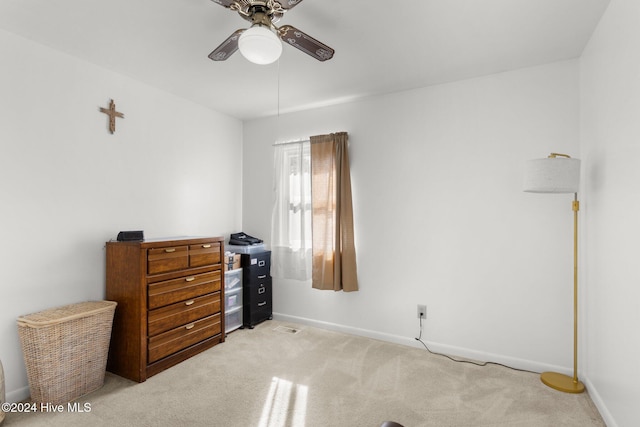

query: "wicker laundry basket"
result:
(17, 301), (117, 404)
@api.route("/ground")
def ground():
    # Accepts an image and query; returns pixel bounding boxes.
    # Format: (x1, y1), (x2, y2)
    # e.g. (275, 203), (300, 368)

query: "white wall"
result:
(0, 29), (243, 401)
(580, 0), (640, 426)
(243, 60), (581, 373)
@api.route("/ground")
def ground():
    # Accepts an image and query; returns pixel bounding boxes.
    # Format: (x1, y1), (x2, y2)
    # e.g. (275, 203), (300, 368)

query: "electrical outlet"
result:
(417, 304), (426, 319)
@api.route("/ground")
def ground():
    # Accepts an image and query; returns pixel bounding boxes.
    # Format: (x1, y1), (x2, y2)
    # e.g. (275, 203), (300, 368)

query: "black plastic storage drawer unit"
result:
(241, 251), (272, 328)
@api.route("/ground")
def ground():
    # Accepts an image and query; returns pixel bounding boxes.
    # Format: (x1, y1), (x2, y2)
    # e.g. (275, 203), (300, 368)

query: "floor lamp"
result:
(523, 152), (585, 394)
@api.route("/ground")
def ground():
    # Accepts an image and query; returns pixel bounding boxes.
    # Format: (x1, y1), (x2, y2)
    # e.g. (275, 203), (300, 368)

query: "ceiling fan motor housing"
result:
(239, 1), (285, 25)
(249, 6), (274, 29)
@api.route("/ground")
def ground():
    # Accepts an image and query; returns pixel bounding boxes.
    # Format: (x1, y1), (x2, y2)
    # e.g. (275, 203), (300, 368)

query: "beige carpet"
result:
(4, 320), (605, 427)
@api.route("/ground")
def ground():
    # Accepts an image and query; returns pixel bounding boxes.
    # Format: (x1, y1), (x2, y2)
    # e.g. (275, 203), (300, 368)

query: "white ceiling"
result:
(0, 0), (610, 121)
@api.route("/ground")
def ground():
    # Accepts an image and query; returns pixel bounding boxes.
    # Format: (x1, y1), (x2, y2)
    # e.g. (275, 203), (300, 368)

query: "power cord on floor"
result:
(414, 316), (539, 374)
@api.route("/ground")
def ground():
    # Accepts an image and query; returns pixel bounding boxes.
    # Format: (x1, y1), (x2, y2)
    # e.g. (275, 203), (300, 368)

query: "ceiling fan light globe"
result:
(238, 26), (282, 65)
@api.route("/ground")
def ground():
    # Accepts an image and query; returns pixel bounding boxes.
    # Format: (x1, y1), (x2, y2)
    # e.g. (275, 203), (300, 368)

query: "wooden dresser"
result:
(106, 236), (225, 382)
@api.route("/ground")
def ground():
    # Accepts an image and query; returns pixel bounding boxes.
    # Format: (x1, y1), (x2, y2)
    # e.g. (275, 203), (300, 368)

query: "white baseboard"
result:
(274, 312), (422, 348)
(583, 376), (617, 427)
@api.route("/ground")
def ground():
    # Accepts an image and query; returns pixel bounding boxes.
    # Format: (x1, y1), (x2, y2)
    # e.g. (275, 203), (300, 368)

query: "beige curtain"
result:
(310, 132), (358, 292)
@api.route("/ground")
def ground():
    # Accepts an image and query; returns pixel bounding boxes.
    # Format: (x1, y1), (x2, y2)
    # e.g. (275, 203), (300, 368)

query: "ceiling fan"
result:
(208, 0), (335, 64)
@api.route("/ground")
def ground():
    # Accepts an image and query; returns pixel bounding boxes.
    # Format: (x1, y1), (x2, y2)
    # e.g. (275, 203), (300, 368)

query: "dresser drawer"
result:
(148, 293), (220, 337)
(148, 271), (221, 310)
(148, 245), (189, 275)
(148, 313), (221, 363)
(189, 242), (221, 268)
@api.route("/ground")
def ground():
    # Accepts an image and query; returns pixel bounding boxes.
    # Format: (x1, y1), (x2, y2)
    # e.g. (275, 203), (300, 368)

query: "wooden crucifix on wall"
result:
(100, 99), (124, 134)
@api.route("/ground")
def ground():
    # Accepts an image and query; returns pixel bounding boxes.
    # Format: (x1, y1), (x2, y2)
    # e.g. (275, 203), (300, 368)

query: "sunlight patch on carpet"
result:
(259, 377), (308, 427)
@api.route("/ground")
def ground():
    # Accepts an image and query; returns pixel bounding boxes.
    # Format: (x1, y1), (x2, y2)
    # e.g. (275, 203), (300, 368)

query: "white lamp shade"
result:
(238, 26), (282, 65)
(523, 157), (581, 193)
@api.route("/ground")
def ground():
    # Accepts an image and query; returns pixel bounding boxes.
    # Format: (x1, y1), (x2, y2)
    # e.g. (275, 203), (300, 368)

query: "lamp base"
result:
(541, 372), (585, 394)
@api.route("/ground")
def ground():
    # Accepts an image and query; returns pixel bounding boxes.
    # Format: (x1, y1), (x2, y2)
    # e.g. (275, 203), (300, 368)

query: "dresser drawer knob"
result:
(185, 300), (195, 306)
(202, 244), (211, 248)
(185, 323), (195, 330)
(258, 302), (267, 307)
(185, 277), (195, 282)
(164, 248), (176, 253)
(258, 275), (266, 279)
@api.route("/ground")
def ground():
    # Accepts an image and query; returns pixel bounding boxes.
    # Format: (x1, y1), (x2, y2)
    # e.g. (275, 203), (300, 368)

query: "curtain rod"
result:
(272, 138), (310, 147)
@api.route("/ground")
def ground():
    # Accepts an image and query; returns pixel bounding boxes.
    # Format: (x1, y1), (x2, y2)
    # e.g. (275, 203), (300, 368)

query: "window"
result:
(271, 133), (358, 291)
(270, 140), (312, 280)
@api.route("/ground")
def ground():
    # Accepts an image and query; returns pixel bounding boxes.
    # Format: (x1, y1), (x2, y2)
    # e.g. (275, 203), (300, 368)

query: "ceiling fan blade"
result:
(208, 29), (244, 61)
(277, 0), (305, 11)
(209, 0), (237, 8)
(278, 25), (334, 61)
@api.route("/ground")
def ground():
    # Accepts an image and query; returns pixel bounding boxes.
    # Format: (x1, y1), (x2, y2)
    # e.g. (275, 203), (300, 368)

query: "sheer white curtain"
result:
(271, 140), (312, 280)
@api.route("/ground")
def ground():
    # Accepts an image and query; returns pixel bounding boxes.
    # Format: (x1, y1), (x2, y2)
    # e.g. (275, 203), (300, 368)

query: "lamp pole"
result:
(540, 192), (584, 393)
(572, 193), (581, 387)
